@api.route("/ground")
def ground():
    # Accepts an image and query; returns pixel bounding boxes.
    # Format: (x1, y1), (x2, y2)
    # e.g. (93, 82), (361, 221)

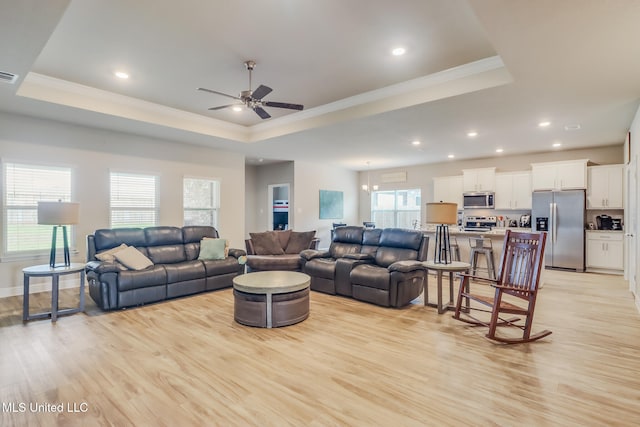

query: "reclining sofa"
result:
(86, 226), (245, 310)
(300, 226), (428, 307)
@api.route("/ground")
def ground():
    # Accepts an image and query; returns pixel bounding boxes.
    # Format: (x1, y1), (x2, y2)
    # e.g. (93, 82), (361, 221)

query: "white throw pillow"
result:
(95, 243), (128, 262)
(114, 246), (154, 270)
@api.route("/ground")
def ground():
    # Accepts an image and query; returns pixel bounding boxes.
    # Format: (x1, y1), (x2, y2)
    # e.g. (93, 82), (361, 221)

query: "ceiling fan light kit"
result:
(198, 60), (304, 120)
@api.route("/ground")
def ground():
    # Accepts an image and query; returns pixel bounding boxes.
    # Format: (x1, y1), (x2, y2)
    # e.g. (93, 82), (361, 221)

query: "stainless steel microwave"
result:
(463, 192), (495, 209)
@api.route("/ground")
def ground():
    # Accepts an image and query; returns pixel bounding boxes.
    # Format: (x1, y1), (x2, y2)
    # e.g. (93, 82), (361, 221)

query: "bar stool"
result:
(450, 236), (461, 262)
(468, 236), (496, 280)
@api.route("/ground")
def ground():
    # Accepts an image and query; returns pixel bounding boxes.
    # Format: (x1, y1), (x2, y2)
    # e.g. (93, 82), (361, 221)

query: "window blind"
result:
(110, 172), (158, 228)
(371, 189), (421, 229)
(183, 177), (220, 227)
(3, 162), (72, 253)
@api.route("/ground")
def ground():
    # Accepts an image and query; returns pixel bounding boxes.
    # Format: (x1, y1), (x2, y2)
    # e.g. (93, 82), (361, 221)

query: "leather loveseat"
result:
(86, 226), (245, 310)
(300, 226), (428, 307)
(244, 230), (318, 272)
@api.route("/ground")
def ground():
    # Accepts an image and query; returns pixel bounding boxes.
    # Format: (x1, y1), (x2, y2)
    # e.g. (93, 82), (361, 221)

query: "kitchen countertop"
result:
(422, 226), (532, 236)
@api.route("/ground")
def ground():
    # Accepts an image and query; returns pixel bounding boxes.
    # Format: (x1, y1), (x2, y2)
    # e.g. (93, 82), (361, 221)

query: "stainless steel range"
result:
(464, 216), (497, 232)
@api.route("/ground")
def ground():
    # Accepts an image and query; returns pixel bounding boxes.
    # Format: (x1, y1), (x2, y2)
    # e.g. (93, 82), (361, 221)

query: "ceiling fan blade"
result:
(254, 106), (271, 119)
(264, 101), (304, 111)
(208, 104), (238, 111)
(251, 85), (272, 100)
(197, 87), (240, 100)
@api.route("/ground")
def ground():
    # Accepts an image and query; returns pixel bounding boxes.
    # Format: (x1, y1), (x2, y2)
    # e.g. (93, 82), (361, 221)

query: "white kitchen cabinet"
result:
(586, 231), (624, 273)
(462, 167), (496, 192)
(531, 159), (588, 190)
(495, 171), (532, 209)
(587, 164), (624, 209)
(433, 175), (463, 208)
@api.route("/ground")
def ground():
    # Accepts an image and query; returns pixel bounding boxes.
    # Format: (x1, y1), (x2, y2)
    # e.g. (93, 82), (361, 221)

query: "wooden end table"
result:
(23, 263), (86, 322)
(422, 260), (470, 314)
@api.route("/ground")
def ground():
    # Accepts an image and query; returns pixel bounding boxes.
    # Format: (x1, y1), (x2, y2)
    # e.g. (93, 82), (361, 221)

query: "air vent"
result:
(0, 71), (19, 84)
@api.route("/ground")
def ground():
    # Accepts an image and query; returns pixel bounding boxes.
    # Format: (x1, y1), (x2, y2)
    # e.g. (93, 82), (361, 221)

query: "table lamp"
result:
(426, 202), (457, 264)
(37, 201), (80, 268)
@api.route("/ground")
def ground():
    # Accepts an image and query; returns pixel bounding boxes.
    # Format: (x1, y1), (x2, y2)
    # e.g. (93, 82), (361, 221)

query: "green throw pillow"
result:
(199, 238), (227, 260)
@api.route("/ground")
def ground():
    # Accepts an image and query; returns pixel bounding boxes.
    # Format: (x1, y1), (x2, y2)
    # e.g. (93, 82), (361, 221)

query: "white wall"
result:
(0, 112), (245, 297)
(293, 161), (358, 247)
(358, 145), (624, 224)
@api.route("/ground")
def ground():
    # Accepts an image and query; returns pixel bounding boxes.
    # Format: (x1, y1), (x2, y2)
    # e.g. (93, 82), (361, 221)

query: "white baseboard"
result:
(0, 276), (81, 299)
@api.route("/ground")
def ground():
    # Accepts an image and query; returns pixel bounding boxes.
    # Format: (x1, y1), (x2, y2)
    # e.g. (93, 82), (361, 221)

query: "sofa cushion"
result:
(201, 258), (245, 276)
(117, 265), (167, 291)
(145, 226), (184, 246)
(350, 264), (391, 291)
(275, 230), (292, 250)
(147, 245), (187, 264)
(182, 225), (218, 243)
(198, 238), (227, 260)
(285, 231), (316, 254)
(375, 247), (419, 268)
(94, 228), (146, 252)
(114, 246), (154, 270)
(250, 231), (285, 255)
(303, 258), (338, 280)
(379, 228), (423, 250)
(246, 254), (302, 271)
(164, 260), (206, 283)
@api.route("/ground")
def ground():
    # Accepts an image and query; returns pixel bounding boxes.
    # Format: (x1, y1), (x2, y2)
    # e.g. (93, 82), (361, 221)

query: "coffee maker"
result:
(519, 214), (531, 228)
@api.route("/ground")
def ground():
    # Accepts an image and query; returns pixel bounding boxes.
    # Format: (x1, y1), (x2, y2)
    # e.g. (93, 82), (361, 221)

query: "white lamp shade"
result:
(37, 201), (80, 225)
(426, 202), (457, 225)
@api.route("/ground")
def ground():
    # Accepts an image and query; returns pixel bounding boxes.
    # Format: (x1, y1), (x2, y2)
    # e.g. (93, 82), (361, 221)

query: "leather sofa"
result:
(245, 230), (318, 272)
(300, 226), (428, 307)
(86, 226), (245, 310)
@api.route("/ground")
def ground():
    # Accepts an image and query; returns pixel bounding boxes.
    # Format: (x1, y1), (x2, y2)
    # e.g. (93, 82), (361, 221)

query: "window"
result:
(3, 162), (72, 254)
(371, 189), (421, 229)
(183, 177), (220, 227)
(110, 172), (158, 228)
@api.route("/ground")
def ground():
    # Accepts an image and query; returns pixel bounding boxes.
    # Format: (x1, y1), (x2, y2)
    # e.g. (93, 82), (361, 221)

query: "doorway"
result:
(268, 183), (290, 231)
(626, 155), (638, 300)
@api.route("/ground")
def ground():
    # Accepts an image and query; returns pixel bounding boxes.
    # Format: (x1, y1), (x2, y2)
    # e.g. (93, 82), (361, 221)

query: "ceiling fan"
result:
(198, 60), (304, 119)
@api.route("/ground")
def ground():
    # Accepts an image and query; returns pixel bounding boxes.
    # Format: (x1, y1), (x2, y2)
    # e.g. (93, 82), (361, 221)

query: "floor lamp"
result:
(426, 202), (457, 264)
(37, 201), (80, 268)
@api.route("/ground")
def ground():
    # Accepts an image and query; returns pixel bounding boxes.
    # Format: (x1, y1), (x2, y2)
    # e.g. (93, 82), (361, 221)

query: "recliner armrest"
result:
(228, 248), (247, 258)
(388, 260), (425, 273)
(300, 249), (330, 261)
(85, 260), (122, 274)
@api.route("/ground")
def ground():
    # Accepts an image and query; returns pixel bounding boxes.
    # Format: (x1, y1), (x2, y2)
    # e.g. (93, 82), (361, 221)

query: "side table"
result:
(23, 263), (86, 322)
(422, 260), (470, 314)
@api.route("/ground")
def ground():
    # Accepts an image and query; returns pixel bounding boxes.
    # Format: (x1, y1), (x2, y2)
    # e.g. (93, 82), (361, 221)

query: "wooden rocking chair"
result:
(453, 230), (551, 344)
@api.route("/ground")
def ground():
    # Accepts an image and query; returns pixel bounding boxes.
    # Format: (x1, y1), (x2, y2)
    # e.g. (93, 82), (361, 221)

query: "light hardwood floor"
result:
(1, 270), (639, 426)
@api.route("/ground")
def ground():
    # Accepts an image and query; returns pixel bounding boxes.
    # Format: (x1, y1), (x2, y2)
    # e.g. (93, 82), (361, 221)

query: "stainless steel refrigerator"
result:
(531, 190), (585, 272)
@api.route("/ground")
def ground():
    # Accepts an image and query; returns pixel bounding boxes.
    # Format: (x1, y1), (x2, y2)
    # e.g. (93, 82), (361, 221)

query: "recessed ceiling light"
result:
(564, 124), (581, 131)
(538, 121), (551, 127)
(411, 140), (421, 146)
(467, 131), (478, 138)
(496, 148), (504, 153)
(114, 71), (129, 79)
(391, 47), (406, 56)
(552, 142), (562, 148)
(448, 154), (455, 159)
(232, 105), (243, 112)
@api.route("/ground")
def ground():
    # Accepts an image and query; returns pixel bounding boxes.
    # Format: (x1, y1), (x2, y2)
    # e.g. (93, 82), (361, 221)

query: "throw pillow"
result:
(250, 231), (285, 255)
(95, 243), (128, 262)
(202, 237), (229, 257)
(198, 238), (228, 260)
(274, 229), (292, 250)
(114, 246), (154, 270)
(285, 231), (316, 254)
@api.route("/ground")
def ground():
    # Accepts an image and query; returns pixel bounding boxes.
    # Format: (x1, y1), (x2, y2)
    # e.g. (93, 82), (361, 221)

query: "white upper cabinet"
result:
(433, 175), (463, 209)
(531, 159), (588, 190)
(587, 164), (624, 209)
(462, 167), (496, 192)
(495, 171), (532, 210)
